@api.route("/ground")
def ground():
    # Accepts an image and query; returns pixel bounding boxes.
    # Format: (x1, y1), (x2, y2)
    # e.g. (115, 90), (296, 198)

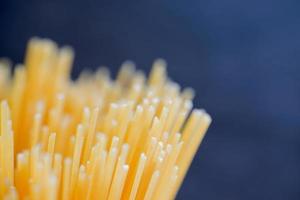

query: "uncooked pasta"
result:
(0, 38), (211, 200)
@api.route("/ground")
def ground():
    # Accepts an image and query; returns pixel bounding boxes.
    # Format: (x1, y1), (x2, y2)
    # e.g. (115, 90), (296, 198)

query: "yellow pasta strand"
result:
(0, 38), (211, 200)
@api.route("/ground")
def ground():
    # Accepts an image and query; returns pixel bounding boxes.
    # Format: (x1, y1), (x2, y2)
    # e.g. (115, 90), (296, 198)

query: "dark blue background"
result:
(0, 0), (299, 199)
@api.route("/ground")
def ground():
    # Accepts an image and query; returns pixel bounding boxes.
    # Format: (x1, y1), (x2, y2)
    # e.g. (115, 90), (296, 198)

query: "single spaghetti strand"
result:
(143, 170), (160, 200)
(127, 153), (147, 200)
(107, 164), (129, 200)
(47, 132), (57, 166)
(62, 158), (72, 200)
(70, 125), (84, 195)
(82, 107), (99, 163)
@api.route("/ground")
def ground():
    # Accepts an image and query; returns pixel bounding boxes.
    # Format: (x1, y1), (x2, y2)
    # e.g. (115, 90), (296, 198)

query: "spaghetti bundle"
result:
(0, 38), (211, 200)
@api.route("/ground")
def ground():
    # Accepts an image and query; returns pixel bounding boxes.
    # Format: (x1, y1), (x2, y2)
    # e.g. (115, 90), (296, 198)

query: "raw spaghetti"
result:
(0, 38), (211, 200)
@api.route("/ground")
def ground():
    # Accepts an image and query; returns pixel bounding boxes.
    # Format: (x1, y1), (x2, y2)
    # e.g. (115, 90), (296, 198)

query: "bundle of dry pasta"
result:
(0, 38), (211, 200)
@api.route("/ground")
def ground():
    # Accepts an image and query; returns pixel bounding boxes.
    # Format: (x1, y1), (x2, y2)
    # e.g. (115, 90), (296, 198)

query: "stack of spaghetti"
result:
(0, 38), (211, 200)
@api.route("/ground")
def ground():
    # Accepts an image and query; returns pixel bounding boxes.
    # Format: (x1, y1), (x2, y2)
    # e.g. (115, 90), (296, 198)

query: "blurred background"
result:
(0, 0), (299, 199)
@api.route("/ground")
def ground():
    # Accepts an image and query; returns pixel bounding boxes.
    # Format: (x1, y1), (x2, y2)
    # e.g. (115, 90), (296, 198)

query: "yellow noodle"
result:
(0, 38), (211, 199)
